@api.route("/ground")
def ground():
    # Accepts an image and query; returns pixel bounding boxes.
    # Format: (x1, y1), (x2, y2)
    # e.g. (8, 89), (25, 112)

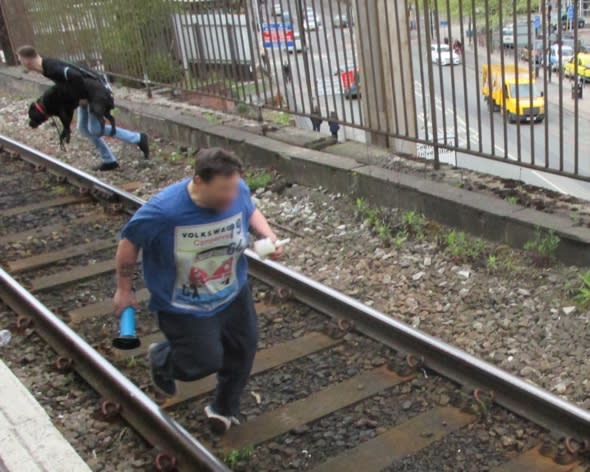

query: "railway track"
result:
(1, 133), (590, 471)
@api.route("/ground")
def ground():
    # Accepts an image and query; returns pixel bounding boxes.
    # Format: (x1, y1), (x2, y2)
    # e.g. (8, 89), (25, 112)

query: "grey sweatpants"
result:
(149, 284), (258, 416)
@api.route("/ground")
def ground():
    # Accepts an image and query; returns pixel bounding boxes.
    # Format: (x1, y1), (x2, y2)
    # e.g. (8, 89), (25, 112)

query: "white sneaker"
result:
(204, 405), (240, 434)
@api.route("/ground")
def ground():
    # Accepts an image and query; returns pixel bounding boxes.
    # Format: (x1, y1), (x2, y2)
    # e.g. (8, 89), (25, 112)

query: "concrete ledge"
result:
(1, 67), (589, 266)
(0, 360), (91, 472)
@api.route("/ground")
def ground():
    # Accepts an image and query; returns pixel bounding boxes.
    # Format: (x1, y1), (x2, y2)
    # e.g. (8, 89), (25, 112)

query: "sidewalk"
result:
(0, 360), (90, 472)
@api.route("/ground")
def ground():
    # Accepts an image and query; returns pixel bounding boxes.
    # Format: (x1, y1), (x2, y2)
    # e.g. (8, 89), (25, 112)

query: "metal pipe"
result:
(0, 268), (230, 472)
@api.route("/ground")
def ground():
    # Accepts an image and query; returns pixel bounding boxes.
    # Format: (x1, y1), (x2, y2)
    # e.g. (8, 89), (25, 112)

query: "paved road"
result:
(259, 2), (590, 197)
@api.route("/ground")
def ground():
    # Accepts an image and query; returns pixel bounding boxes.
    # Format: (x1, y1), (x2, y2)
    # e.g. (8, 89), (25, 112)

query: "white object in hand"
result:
(253, 237), (290, 259)
(0, 329), (11, 347)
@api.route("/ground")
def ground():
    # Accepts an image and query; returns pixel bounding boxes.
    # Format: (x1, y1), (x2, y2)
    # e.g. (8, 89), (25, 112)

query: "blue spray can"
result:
(112, 306), (141, 350)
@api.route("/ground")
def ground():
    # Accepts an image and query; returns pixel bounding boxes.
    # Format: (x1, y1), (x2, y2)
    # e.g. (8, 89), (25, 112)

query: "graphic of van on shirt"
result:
(172, 214), (245, 312)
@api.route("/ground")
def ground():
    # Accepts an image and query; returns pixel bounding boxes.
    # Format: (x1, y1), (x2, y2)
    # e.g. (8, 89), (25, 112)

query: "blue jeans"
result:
(150, 285), (258, 416)
(77, 105), (140, 164)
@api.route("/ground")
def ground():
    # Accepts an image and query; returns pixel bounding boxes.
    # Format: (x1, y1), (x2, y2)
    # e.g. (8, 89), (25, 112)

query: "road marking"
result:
(415, 81), (518, 160)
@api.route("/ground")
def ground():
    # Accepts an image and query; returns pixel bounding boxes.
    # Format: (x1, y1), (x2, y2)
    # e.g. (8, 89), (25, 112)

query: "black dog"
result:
(28, 77), (116, 145)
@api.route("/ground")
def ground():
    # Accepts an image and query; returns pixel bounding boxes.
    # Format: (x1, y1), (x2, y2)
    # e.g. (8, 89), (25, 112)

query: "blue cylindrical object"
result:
(113, 306), (140, 350)
(119, 306), (136, 337)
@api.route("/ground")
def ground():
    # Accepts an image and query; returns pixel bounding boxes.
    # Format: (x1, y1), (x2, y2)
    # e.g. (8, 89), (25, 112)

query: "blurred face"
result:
(193, 173), (240, 211)
(18, 55), (35, 70)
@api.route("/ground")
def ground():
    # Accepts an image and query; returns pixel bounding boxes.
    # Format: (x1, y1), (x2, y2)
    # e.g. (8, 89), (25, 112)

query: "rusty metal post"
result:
(0, 0), (35, 64)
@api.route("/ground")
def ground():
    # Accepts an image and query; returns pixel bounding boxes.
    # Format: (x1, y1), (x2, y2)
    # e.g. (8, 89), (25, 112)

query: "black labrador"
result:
(28, 78), (116, 145)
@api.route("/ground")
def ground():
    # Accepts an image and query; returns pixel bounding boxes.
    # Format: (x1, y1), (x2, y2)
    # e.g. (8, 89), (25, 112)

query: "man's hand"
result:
(268, 233), (284, 260)
(113, 288), (138, 316)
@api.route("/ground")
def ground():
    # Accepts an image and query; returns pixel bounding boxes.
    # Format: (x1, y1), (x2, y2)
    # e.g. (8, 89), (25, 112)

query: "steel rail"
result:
(0, 269), (230, 472)
(2, 133), (590, 442)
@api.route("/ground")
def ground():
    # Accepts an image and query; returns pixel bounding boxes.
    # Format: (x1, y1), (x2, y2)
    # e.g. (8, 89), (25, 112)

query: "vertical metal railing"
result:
(0, 0), (587, 183)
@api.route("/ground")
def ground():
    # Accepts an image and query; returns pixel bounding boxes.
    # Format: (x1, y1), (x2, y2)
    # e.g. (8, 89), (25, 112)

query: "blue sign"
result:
(262, 23), (294, 49)
(534, 15), (541, 29)
(568, 4), (574, 20)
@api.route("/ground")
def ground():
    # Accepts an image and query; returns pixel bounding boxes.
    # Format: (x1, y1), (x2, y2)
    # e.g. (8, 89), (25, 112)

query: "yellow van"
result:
(481, 64), (545, 123)
(563, 53), (590, 80)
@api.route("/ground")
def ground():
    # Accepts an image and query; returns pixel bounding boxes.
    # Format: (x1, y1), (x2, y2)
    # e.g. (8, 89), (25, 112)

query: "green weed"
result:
(486, 254), (498, 270)
(52, 185), (67, 195)
(523, 228), (560, 266)
(574, 270), (590, 308)
(506, 196), (518, 205)
(445, 230), (486, 262)
(204, 112), (221, 124)
(245, 172), (273, 192)
(225, 446), (254, 467)
(401, 210), (426, 238)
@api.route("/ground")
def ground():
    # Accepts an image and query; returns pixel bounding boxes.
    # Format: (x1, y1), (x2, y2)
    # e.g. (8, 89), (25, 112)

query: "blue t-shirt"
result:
(121, 178), (255, 317)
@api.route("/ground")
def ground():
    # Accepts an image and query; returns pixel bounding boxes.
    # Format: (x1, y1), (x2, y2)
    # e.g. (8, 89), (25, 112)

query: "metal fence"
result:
(2, 0), (590, 187)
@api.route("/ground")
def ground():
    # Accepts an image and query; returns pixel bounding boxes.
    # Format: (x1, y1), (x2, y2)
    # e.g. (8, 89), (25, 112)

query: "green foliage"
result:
(127, 356), (137, 369)
(486, 254), (498, 270)
(52, 185), (67, 195)
(445, 230), (486, 262)
(145, 53), (183, 84)
(435, 0), (532, 28)
(506, 196), (518, 205)
(225, 446), (254, 467)
(203, 112), (221, 124)
(524, 229), (560, 259)
(245, 172), (273, 192)
(574, 270), (590, 308)
(401, 210), (426, 239)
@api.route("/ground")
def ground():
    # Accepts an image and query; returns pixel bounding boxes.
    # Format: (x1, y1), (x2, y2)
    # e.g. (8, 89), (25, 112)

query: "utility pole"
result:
(353, 0), (417, 154)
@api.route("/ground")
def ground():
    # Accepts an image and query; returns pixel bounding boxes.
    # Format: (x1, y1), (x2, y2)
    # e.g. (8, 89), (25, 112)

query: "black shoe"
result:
(138, 133), (150, 159)
(94, 161), (119, 172)
(147, 343), (176, 397)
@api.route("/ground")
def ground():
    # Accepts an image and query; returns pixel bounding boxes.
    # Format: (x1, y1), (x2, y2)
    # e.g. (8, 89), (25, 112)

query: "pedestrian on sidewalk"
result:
(17, 45), (149, 171)
(310, 106), (322, 132)
(283, 61), (292, 83)
(114, 148), (283, 434)
(328, 111), (340, 139)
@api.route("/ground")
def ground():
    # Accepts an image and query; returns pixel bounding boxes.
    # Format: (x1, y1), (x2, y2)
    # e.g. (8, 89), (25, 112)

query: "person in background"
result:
(16, 45), (149, 171)
(328, 111), (340, 139)
(113, 148), (283, 434)
(310, 106), (322, 132)
(282, 61), (292, 83)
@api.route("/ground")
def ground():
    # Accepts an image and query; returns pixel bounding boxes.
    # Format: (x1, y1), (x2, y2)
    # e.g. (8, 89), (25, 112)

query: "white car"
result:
(287, 31), (303, 53)
(431, 43), (461, 65)
(304, 16), (318, 30)
(273, 3), (282, 16)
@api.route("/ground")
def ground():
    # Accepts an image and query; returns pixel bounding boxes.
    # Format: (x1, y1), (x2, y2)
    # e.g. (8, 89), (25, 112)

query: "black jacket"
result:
(42, 58), (105, 95)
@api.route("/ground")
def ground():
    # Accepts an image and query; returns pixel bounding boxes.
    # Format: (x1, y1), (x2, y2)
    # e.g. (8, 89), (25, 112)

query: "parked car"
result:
(431, 43), (461, 65)
(564, 53), (590, 81)
(273, 3), (282, 16)
(333, 14), (353, 28)
(287, 31), (303, 53)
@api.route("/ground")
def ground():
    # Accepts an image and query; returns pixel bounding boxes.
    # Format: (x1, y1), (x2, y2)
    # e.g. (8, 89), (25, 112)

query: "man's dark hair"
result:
(16, 45), (39, 59)
(194, 148), (243, 182)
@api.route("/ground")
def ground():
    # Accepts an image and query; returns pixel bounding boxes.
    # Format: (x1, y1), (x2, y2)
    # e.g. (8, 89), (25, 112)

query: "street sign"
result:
(567, 4), (574, 20)
(262, 23), (294, 49)
(534, 15), (541, 29)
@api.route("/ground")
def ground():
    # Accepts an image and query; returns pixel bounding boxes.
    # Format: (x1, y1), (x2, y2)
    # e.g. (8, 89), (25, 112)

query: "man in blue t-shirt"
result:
(113, 148), (282, 434)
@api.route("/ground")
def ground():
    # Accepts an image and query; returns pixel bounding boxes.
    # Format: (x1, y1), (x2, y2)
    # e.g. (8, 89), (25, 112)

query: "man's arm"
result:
(113, 238), (140, 315)
(249, 209), (283, 258)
